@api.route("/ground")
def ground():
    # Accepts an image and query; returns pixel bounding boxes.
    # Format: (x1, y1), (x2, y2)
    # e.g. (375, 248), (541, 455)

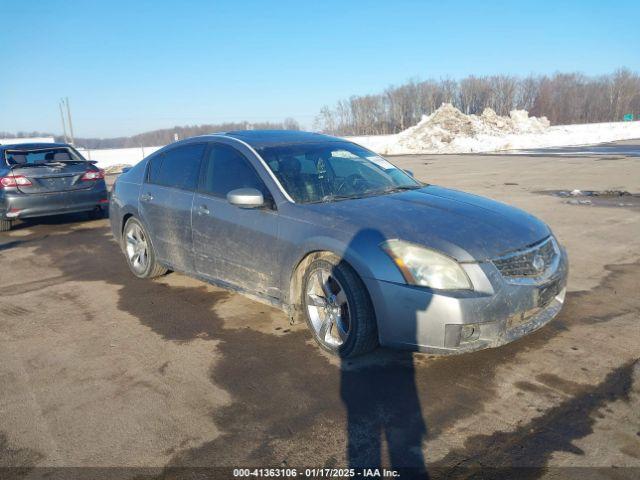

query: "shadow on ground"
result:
(1, 215), (637, 478)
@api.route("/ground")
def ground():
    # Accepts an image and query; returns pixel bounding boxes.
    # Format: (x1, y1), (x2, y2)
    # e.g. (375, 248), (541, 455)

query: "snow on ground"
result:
(76, 145), (163, 171)
(349, 104), (640, 155)
(0, 136), (55, 145)
(29, 105), (638, 173)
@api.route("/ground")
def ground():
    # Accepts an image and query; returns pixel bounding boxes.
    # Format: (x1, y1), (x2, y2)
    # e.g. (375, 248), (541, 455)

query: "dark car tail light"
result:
(0, 175), (32, 188)
(80, 169), (105, 181)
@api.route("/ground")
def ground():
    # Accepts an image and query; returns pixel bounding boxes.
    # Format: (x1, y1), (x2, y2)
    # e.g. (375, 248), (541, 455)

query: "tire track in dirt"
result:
(428, 360), (638, 479)
(21, 220), (640, 471)
(0, 432), (44, 479)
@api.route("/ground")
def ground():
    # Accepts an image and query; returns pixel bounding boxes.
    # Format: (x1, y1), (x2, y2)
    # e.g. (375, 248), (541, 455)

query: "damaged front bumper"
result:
(365, 245), (569, 354)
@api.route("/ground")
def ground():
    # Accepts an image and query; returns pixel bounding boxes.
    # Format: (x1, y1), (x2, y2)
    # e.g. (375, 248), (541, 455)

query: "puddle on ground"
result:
(535, 189), (640, 209)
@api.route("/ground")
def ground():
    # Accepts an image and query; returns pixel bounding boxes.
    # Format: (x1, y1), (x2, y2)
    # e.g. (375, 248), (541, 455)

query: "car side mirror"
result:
(121, 166), (132, 173)
(227, 188), (265, 209)
(405, 169), (414, 177)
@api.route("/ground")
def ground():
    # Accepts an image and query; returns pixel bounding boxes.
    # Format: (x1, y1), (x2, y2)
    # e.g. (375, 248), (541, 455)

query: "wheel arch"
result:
(287, 247), (376, 326)
(115, 207), (139, 251)
(121, 212), (134, 233)
(120, 212), (158, 261)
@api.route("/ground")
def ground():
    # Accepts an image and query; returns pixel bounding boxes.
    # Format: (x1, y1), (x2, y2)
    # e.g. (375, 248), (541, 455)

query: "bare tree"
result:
(459, 76), (492, 114)
(283, 117), (300, 130)
(315, 68), (640, 135)
(515, 75), (540, 111)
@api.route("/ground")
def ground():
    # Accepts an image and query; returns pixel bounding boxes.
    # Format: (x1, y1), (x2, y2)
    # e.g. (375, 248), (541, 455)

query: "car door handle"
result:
(141, 193), (153, 202)
(196, 204), (210, 216)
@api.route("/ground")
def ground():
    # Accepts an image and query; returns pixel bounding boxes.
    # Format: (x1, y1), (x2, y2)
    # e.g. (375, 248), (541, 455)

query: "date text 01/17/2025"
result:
(233, 467), (401, 478)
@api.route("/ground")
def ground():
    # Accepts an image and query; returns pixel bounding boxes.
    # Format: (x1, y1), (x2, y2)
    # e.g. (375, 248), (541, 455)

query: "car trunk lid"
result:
(10, 162), (94, 194)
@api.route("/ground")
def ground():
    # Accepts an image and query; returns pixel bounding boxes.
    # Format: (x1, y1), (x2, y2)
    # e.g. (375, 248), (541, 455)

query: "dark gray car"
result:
(110, 131), (568, 357)
(0, 143), (108, 231)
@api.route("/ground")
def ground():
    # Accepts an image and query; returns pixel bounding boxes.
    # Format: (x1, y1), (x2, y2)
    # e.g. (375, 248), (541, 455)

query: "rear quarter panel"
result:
(109, 159), (147, 244)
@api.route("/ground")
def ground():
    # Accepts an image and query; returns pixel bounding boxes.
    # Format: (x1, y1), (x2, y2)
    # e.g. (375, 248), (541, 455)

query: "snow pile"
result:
(75, 106), (640, 171)
(508, 109), (550, 133)
(386, 104), (550, 153)
(103, 164), (133, 174)
(347, 104), (640, 155)
(77, 145), (163, 172)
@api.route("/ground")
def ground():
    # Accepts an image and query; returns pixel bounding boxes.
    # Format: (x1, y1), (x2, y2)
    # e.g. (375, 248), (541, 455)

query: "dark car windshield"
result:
(4, 147), (86, 166)
(257, 141), (421, 203)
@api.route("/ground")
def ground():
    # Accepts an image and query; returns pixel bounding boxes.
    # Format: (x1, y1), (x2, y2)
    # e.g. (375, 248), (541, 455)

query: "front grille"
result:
(493, 237), (557, 277)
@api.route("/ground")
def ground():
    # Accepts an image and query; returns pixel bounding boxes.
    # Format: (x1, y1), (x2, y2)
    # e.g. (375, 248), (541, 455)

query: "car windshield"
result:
(257, 141), (421, 203)
(4, 147), (86, 166)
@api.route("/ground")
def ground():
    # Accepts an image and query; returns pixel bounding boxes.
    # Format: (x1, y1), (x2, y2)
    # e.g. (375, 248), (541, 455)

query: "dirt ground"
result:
(1, 145), (639, 479)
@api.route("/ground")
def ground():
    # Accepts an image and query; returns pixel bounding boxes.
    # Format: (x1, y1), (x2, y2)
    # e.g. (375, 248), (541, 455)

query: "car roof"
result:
(0, 142), (71, 152)
(191, 130), (345, 148)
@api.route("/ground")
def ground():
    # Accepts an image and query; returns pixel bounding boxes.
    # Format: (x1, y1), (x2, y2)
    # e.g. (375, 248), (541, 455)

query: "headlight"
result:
(380, 239), (473, 290)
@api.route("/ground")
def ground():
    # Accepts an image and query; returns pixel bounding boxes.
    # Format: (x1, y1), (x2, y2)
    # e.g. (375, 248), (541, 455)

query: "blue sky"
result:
(1, 0), (638, 137)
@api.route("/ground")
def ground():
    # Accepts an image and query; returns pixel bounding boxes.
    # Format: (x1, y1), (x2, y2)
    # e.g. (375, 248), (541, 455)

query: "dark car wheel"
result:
(87, 207), (106, 220)
(0, 219), (12, 232)
(302, 255), (378, 358)
(122, 217), (167, 279)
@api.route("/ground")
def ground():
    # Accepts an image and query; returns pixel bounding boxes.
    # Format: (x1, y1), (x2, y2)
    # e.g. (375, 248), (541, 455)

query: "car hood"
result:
(303, 185), (550, 262)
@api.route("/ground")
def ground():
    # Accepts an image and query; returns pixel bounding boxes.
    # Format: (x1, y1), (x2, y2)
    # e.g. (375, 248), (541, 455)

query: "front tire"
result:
(301, 254), (378, 358)
(122, 217), (167, 278)
(0, 219), (13, 232)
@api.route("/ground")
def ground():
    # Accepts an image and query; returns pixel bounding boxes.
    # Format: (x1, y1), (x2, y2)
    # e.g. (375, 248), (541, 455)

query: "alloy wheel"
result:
(125, 223), (149, 275)
(305, 267), (351, 349)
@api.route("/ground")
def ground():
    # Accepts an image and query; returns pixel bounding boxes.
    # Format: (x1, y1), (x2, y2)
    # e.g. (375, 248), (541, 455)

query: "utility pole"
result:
(59, 100), (69, 143)
(64, 97), (75, 145)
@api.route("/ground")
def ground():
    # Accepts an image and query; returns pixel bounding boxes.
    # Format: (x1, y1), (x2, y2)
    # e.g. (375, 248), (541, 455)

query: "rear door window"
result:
(147, 155), (163, 184)
(147, 143), (205, 190)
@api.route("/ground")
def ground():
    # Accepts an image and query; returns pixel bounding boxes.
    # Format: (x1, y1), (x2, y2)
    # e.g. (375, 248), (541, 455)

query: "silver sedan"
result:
(109, 130), (568, 357)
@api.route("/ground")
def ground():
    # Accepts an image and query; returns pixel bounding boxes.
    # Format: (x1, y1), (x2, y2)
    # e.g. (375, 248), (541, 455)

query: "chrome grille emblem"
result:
(493, 237), (557, 278)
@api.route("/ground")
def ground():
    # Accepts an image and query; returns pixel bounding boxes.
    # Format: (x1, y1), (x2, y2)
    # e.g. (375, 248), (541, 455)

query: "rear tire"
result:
(0, 219), (12, 232)
(122, 217), (167, 278)
(87, 207), (105, 220)
(301, 254), (378, 358)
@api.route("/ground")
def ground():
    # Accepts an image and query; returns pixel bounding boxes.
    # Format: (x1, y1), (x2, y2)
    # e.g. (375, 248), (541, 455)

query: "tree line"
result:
(313, 68), (640, 136)
(4, 69), (639, 147)
(1, 118), (300, 149)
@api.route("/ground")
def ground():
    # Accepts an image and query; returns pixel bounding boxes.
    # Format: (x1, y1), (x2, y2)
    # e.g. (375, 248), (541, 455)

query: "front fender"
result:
(279, 228), (406, 306)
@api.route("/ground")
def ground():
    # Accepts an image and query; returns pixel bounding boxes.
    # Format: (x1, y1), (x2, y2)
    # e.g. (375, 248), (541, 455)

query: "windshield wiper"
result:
(308, 185), (422, 204)
(317, 193), (364, 203)
(379, 185), (422, 195)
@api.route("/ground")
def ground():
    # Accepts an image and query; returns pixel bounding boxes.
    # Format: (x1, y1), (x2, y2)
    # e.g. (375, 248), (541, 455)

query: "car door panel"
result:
(192, 142), (282, 298)
(193, 193), (280, 297)
(139, 142), (205, 273)
(140, 184), (195, 271)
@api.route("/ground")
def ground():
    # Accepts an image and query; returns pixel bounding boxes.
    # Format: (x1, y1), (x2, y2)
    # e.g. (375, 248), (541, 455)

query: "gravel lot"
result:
(1, 143), (639, 478)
